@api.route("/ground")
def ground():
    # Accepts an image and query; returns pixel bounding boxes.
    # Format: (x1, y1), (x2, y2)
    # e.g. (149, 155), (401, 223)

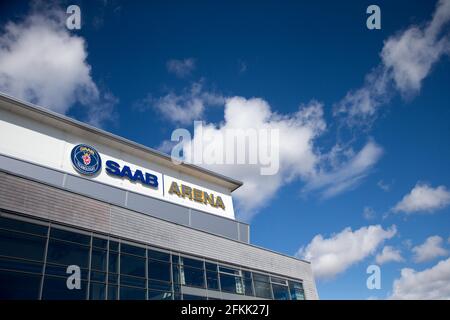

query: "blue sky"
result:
(1, 0), (450, 299)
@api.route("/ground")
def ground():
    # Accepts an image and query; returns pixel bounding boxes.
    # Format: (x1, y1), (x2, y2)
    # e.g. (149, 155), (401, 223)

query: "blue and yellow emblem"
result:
(71, 144), (102, 175)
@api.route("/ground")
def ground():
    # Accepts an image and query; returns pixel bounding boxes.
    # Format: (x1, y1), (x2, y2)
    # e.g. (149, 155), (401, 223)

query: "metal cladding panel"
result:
(0, 153), (64, 186)
(0, 172), (318, 300)
(239, 222), (250, 243)
(0, 172), (111, 234)
(190, 209), (239, 240)
(126, 191), (190, 225)
(64, 173), (126, 207)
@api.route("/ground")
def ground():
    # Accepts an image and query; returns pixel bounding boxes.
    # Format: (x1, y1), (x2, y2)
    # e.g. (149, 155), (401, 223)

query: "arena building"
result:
(0, 92), (318, 300)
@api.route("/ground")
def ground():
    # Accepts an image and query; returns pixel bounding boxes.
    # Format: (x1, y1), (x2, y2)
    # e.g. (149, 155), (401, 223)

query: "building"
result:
(0, 92), (318, 300)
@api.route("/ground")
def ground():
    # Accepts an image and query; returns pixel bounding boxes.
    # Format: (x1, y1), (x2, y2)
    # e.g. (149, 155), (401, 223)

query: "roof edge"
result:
(0, 92), (243, 192)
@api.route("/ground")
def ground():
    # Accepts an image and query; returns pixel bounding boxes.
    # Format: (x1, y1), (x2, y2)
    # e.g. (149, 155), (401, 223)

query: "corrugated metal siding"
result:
(0, 171), (318, 299)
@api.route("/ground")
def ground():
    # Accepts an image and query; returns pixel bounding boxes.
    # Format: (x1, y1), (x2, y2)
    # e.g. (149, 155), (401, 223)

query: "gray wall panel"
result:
(64, 174), (126, 207)
(127, 191), (189, 225)
(239, 223), (250, 243)
(0, 154), (63, 186)
(190, 209), (238, 240)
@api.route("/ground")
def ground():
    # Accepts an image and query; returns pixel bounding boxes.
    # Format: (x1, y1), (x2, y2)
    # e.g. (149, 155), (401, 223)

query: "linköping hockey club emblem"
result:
(71, 144), (102, 175)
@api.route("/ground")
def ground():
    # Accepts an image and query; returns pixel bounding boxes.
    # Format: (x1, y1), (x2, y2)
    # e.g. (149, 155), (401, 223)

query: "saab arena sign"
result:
(168, 180), (225, 210)
(105, 160), (159, 189)
(69, 144), (234, 219)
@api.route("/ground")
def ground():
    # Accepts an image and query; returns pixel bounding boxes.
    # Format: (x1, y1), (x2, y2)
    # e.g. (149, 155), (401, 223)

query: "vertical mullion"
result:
(117, 242), (121, 300)
(145, 248), (148, 300)
(86, 234), (92, 300)
(38, 224), (50, 300)
(105, 239), (110, 300)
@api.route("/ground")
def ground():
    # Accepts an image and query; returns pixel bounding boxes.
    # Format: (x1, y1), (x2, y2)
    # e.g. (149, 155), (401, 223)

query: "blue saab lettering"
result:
(105, 160), (158, 188)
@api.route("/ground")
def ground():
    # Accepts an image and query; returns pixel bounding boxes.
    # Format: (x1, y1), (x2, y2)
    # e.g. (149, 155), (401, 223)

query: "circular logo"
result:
(71, 144), (102, 175)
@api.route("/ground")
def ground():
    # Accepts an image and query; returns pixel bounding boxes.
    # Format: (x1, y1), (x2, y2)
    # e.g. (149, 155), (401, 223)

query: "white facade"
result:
(0, 103), (235, 219)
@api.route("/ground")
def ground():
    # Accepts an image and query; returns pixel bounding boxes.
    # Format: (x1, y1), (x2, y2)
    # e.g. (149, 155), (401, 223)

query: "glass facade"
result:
(0, 214), (306, 300)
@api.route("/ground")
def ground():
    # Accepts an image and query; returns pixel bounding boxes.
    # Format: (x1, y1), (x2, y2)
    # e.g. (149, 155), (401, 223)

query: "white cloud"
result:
(160, 95), (384, 219)
(363, 206), (376, 220)
(412, 236), (449, 263)
(166, 58), (196, 78)
(334, 0), (450, 126)
(382, 0), (450, 95)
(389, 257), (450, 299)
(143, 81), (224, 125)
(181, 97), (326, 219)
(296, 225), (397, 279)
(376, 246), (404, 265)
(0, 3), (116, 126)
(393, 183), (450, 214)
(303, 141), (383, 198)
(377, 180), (391, 192)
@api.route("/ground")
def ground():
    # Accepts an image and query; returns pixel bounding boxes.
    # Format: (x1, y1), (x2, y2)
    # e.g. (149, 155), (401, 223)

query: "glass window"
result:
(107, 285), (118, 300)
(254, 280), (272, 299)
(42, 276), (87, 300)
(171, 254), (180, 265)
(120, 275), (146, 288)
(206, 270), (219, 290)
(148, 279), (172, 291)
(120, 254), (145, 277)
(289, 280), (303, 290)
(253, 273), (272, 299)
(109, 240), (119, 252)
(121, 243), (145, 257)
(271, 276), (287, 285)
(0, 229), (46, 261)
(288, 281), (305, 300)
(148, 290), (173, 300)
(50, 228), (90, 245)
(92, 237), (107, 249)
(182, 257), (204, 269)
(172, 264), (180, 285)
(91, 249), (107, 271)
(120, 286), (146, 300)
(148, 249), (170, 262)
(0, 270), (41, 299)
(220, 273), (244, 294)
(0, 217), (47, 236)
(243, 277), (254, 296)
(181, 266), (205, 288)
(0, 256), (43, 274)
(272, 284), (290, 300)
(205, 262), (218, 271)
(89, 282), (105, 300)
(108, 273), (118, 285)
(46, 239), (90, 268)
(108, 252), (118, 273)
(45, 264), (88, 280)
(253, 273), (270, 283)
(90, 271), (106, 283)
(148, 259), (171, 282)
